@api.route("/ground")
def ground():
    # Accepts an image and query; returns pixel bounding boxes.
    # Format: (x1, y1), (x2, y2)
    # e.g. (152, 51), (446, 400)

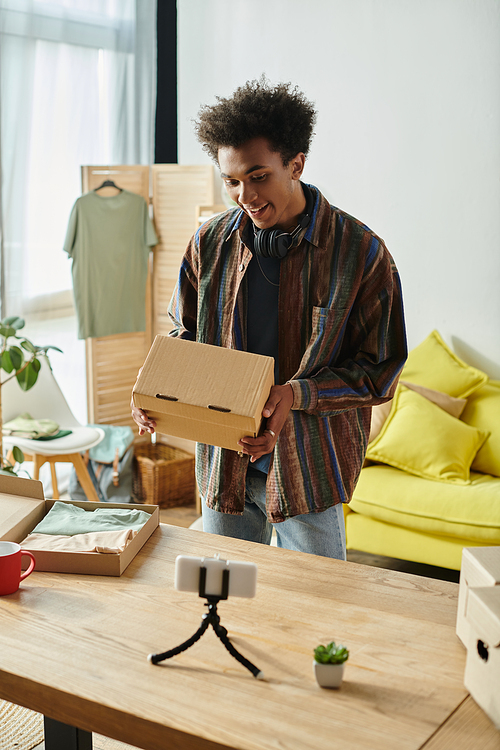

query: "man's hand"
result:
(131, 398), (156, 436)
(131, 366), (156, 435)
(238, 383), (293, 462)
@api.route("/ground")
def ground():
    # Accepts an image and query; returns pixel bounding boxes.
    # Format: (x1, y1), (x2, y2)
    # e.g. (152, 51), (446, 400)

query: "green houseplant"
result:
(0, 316), (61, 476)
(313, 641), (349, 688)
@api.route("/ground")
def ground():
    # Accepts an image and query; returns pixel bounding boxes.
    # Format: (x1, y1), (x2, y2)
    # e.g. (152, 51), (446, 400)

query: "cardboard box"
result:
(0, 475), (159, 576)
(456, 546), (500, 646)
(464, 586), (500, 729)
(132, 336), (275, 452)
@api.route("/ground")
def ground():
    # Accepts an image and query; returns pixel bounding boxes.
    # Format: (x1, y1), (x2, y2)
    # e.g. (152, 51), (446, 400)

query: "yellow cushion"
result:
(366, 385), (489, 484)
(368, 381), (467, 443)
(401, 330), (488, 398)
(461, 381), (500, 477)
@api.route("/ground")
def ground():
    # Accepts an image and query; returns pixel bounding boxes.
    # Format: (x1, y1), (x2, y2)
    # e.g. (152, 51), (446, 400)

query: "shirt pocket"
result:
(297, 305), (350, 375)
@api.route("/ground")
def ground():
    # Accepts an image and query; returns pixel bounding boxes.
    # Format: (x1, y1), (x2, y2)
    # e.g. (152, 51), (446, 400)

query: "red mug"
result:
(0, 541), (36, 595)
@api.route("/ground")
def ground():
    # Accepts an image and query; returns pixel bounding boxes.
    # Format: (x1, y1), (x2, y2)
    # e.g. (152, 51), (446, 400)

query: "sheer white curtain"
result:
(0, 0), (157, 317)
(0, 0), (156, 466)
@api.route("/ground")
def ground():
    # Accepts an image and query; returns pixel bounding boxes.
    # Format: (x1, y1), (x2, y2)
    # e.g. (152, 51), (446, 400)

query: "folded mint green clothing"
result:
(2, 413), (59, 439)
(32, 501), (151, 536)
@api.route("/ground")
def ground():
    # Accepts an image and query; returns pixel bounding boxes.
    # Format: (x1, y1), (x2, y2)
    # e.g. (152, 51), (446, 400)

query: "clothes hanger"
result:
(94, 179), (123, 192)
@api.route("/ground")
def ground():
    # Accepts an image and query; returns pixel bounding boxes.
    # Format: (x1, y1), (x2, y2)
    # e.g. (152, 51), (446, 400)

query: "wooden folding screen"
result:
(81, 164), (214, 434)
(151, 165), (214, 336)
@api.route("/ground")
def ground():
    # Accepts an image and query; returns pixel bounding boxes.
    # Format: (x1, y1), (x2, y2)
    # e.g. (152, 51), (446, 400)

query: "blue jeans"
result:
(201, 474), (346, 560)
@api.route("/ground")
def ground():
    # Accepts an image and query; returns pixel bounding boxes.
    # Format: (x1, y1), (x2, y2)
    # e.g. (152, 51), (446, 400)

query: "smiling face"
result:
(218, 137), (306, 231)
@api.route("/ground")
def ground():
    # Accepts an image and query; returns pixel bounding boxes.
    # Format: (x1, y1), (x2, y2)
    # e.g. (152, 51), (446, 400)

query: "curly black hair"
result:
(194, 77), (317, 166)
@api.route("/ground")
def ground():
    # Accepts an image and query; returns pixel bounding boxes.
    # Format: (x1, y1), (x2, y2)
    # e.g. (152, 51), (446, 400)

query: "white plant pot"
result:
(313, 661), (345, 688)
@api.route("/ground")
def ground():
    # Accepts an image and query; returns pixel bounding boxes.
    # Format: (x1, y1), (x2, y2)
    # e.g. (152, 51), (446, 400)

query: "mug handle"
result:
(20, 550), (36, 580)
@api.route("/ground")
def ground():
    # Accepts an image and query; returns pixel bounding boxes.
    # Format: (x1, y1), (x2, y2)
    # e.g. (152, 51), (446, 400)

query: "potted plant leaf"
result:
(313, 641), (349, 688)
(0, 316), (61, 476)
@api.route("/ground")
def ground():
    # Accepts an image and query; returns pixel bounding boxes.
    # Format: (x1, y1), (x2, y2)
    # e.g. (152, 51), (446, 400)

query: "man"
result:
(132, 78), (407, 559)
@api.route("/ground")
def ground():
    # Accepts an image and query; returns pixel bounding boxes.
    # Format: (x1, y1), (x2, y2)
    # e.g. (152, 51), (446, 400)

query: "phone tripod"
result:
(148, 565), (265, 680)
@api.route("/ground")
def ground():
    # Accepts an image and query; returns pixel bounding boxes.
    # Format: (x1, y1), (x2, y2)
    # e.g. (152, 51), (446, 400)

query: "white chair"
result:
(2, 362), (105, 502)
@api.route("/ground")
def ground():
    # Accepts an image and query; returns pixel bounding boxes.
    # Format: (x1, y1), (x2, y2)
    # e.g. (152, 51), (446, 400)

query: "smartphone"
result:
(174, 555), (257, 598)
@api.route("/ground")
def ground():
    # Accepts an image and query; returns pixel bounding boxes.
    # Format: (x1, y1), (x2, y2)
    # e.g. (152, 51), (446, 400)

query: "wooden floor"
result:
(158, 503), (201, 528)
(29, 501), (461, 750)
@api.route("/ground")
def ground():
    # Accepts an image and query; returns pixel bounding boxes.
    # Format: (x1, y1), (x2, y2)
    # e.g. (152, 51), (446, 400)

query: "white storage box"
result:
(463, 586), (500, 729)
(456, 546), (500, 646)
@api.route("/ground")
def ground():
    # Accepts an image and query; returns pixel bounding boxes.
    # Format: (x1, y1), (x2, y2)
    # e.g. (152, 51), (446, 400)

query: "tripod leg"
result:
(148, 616), (210, 664)
(212, 621), (265, 680)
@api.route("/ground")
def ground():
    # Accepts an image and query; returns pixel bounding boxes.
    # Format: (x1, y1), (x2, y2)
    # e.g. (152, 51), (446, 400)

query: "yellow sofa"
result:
(345, 331), (500, 570)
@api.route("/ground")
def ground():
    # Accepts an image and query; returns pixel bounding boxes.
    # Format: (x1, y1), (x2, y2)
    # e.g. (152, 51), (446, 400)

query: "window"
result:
(0, 0), (156, 316)
(0, 0), (156, 429)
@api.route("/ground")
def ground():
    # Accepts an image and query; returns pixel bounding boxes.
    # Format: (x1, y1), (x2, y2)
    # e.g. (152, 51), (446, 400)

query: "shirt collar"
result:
(302, 183), (331, 249)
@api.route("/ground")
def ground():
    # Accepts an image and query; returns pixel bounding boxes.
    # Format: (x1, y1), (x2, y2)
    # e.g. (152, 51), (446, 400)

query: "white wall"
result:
(178, 0), (500, 377)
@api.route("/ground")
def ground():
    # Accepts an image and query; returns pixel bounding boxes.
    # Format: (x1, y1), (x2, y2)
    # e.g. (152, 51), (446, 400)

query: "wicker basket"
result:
(132, 443), (195, 508)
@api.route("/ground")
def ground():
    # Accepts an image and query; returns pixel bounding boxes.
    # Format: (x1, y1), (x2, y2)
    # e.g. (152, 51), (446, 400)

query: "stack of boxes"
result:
(456, 546), (500, 729)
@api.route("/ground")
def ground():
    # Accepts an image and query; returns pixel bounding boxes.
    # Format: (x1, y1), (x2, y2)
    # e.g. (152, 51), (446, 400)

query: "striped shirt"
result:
(168, 185), (407, 522)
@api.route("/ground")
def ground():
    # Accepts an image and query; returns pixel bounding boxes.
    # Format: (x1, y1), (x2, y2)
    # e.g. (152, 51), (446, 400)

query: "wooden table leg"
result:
(44, 716), (92, 750)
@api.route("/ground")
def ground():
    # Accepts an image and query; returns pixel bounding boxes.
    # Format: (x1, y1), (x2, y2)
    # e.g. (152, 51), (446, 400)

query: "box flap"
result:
(0, 474), (44, 500)
(134, 336), (274, 417)
(0, 476), (46, 543)
(0, 496), (47, 543)
(462, 547), (500, 587)
(467, 586), (500, 647)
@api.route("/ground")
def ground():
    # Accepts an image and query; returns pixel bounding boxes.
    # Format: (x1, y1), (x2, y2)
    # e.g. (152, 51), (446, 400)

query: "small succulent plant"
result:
(314, 641), (349, 664)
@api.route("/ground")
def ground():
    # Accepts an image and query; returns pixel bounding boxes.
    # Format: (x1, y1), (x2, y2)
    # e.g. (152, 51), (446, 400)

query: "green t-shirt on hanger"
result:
(64, 189), (158, 339)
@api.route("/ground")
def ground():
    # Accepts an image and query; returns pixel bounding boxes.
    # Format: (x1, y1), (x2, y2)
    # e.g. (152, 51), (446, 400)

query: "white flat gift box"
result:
(456, 546), (500, 647)
(463, 586), (500, 729)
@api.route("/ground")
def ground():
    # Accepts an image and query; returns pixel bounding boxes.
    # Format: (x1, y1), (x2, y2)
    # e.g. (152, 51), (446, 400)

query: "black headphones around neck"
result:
(253, 184), (314, 260)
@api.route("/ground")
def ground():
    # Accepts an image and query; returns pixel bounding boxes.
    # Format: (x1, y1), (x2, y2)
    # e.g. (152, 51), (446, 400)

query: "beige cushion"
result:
(369, 401), (393, 443)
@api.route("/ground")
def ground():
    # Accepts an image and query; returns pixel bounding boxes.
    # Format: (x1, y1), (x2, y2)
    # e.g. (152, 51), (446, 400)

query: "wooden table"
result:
(0, 525), (498, 750)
